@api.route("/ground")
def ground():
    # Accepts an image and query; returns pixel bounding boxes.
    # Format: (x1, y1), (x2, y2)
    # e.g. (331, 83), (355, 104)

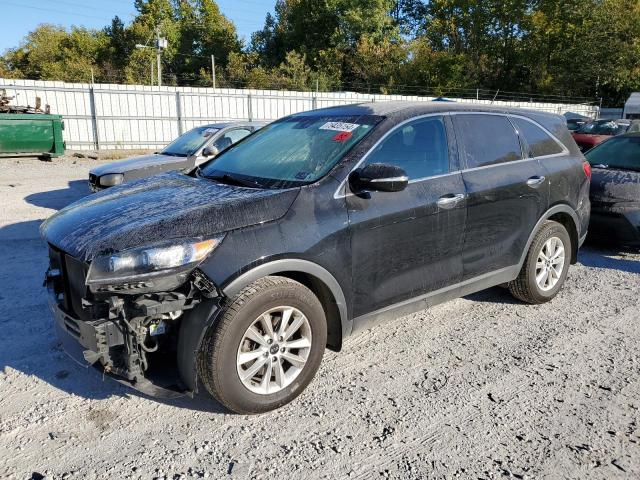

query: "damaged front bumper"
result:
(49, 297), (186, 398)
(46, 246), (221, 398)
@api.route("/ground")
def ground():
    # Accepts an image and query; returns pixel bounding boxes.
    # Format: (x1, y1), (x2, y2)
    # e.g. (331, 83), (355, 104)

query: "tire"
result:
(508, 220), (572, 304)
(197, 276), (327, 414)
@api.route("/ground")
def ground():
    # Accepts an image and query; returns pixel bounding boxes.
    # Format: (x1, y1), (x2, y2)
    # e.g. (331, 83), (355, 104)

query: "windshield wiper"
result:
(203, 173), (264, 188)
(161, 152), (187, 157)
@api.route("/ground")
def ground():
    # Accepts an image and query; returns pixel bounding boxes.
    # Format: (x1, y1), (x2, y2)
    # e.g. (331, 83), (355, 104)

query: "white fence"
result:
(0, 78), (599, 151)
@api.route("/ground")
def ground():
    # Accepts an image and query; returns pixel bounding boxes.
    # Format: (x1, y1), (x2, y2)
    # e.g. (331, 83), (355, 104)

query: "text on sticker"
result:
(319, 122), (360, 132)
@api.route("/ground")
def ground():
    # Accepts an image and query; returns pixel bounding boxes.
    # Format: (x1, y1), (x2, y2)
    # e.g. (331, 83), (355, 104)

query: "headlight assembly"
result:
(99, 173), (124, 187)
(87, 237), (223, 285)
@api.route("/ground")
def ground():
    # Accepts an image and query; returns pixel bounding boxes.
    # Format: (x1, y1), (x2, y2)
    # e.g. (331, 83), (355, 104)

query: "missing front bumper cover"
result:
(51, 300), (188, 398)
(46, 255), (221, 398)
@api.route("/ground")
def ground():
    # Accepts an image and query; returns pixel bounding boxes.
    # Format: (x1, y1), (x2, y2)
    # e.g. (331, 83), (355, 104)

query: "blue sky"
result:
(0, 0), (272, 52)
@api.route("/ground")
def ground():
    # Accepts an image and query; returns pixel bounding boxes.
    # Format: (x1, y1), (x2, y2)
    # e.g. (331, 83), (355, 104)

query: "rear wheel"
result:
(198, 276), (326, 414)
(509, 220), (572, 304)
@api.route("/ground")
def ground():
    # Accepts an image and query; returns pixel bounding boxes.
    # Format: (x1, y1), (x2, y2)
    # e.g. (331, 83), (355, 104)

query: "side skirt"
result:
(351, 265), (520, 335)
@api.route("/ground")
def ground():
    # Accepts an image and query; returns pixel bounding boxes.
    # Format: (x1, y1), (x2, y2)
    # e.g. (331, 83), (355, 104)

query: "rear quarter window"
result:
(454, 114), (522, 168)
(512, 117), (564, 157)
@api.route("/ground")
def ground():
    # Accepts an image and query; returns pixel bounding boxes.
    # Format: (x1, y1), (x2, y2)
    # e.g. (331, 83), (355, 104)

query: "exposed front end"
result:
(45, 242), (221, 397)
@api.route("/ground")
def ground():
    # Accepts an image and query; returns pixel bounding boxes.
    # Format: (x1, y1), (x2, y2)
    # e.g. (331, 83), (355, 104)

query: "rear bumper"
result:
(588, 210), (640, 246)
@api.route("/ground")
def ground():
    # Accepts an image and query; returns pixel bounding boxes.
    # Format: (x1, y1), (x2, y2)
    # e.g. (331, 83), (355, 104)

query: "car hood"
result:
(590, 167), (640, 204)
(41, 172), (300, 262)
(90, 154), (194, 177)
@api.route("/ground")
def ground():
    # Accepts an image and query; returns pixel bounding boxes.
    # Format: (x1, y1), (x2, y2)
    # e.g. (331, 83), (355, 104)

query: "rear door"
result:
(452, 113), (548, 280)
(510, 115), (570, 208)
(347, 114), (467, 317)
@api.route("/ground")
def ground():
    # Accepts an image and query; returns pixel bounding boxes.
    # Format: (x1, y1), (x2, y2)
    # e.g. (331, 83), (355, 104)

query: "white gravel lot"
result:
(0, 157), (639, 480)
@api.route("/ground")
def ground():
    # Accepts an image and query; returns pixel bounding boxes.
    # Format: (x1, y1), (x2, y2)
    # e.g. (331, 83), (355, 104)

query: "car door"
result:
(510, 115), (571, 213)
(347, 114), (467, 318)
(452, 113), (548, 281)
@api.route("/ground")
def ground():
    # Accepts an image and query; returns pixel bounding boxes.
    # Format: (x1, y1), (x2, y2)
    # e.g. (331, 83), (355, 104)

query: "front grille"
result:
(88, 173), (98, 186)
(48, 245), (91, 320)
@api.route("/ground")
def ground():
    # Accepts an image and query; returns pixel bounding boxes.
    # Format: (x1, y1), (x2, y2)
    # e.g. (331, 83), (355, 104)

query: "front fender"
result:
(176, 298), (223, 393)
(222, 258), (351, 348)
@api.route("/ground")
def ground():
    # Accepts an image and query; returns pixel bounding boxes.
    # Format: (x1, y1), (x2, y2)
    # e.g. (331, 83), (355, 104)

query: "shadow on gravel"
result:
(24, 180), (90, 210)
(464, 286), (521, 304)
(578, 245), (640, 275)
(464, 244), (639, 305)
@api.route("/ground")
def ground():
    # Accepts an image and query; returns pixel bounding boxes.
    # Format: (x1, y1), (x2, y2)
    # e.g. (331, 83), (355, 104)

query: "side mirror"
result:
(349, 163), (408, 193)
(202, 146), (220, 158)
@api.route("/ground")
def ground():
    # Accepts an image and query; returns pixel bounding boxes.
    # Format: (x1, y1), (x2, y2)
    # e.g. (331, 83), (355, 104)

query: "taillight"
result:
(582, 161), (591, 180)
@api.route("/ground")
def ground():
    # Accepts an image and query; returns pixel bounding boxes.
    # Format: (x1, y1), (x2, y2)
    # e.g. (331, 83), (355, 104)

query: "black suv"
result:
(42, 102), (590, 413)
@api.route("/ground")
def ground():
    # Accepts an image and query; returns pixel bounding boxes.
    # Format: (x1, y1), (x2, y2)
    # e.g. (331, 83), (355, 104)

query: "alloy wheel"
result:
(535, 236), (565, 291)
(236, 306), (312, 395)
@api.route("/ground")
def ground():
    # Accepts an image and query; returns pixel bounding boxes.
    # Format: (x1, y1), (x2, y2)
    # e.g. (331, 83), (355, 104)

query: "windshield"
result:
(576, 120), (629, 136)
(200, 114), (382, 188)
(162, 126), (220, 156)
(585, 136), (640, 172)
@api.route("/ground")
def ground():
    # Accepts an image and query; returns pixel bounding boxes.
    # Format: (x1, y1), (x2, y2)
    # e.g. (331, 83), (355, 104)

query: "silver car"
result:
(89, 121), (266, 191)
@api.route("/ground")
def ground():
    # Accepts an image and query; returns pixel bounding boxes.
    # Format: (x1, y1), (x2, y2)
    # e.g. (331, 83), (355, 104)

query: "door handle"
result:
(437, 193), (465, 209)
(526, 175), (545, 187)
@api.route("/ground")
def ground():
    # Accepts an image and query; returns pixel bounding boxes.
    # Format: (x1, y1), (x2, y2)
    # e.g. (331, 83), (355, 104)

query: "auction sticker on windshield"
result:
(319, 122), (360, 132)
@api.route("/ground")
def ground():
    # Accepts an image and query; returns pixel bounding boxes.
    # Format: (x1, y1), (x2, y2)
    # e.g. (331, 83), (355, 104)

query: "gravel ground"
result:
(1, 157), (639, 480)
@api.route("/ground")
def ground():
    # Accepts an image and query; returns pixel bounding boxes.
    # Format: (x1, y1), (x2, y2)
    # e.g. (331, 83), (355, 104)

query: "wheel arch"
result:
(519, 204), (580, 269)
(222, 259), (350, 352)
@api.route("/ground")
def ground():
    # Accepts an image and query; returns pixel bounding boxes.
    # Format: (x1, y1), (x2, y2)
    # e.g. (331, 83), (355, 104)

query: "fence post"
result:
(88, 86), (100, 150)
(312, 94), (318, 110)
(175, 91), (183, 135)
(247, 93), (253, 121)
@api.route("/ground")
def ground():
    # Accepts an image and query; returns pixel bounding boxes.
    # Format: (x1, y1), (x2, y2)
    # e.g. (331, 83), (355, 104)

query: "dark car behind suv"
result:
(42, 102), (590, 413)
(585, 132), (640, 246)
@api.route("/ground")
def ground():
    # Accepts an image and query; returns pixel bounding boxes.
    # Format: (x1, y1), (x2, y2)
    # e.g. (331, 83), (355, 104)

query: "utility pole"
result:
(156, 28), (163, 87)
(136, 30), (166, 87)
(90, 67), (95, 84)
(211, 54), (216, 89)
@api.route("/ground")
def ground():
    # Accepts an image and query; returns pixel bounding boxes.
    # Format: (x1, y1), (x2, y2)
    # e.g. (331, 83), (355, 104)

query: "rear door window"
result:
(363, 115), (450, 180)
(512, 117), (564, 157)
(454, 114), (522, 168)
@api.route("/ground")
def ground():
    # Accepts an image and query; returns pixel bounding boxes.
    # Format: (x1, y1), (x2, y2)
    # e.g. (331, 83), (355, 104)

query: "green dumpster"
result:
(0, 113), (65, 158)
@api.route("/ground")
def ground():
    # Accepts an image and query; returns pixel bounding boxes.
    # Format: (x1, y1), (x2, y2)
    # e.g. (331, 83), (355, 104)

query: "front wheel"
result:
(509, 220), (572, 304)
(197, 276), (327, 414)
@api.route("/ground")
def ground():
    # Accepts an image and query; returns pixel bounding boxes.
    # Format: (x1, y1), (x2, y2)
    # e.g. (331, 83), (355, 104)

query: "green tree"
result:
(2, 24), (110, 82)
(1, 0), (638, 105)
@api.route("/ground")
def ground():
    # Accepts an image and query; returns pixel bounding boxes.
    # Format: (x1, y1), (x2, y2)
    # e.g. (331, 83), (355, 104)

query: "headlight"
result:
(99, 173), (124, 187)
(87, 237), (222, 285)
